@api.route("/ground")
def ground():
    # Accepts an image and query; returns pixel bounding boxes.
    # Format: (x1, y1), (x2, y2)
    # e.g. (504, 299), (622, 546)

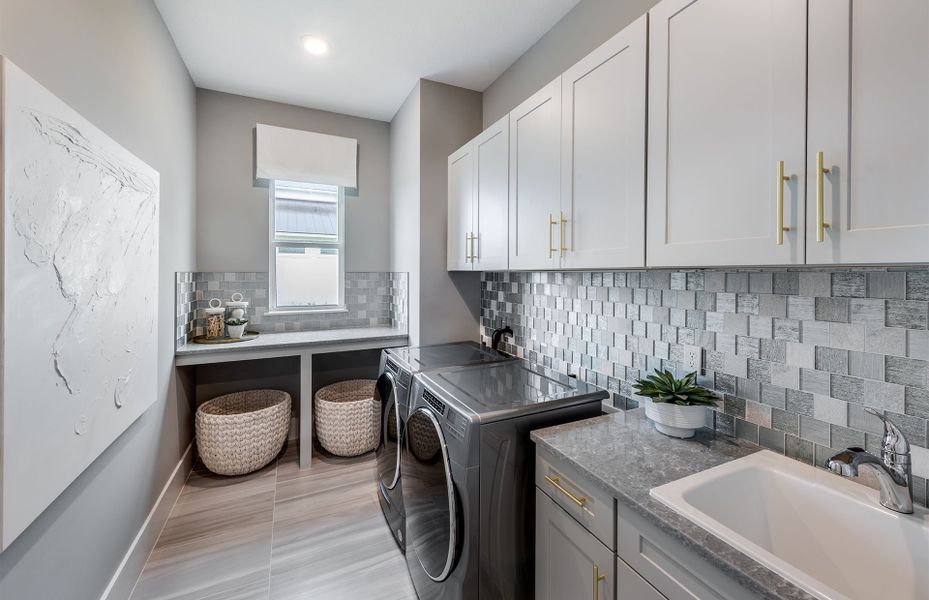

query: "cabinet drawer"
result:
(536, 448), (614, 550)
(617, 505), (754, 600)
(617, 556), (665, 600)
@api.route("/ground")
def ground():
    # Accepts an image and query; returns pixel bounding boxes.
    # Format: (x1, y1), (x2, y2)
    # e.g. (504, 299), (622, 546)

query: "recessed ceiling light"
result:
(302, 36), (329, 56)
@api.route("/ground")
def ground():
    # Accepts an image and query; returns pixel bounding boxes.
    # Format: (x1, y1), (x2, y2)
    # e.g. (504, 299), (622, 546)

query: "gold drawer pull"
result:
(593, 563), (606, 600)
(816, 151), (831, 242)
(545, 474), (586, 507)
(775, 160), (791, 245)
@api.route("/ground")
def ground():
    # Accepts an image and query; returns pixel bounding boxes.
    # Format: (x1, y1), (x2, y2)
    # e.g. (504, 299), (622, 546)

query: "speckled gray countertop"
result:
(531, 409), (817, 600)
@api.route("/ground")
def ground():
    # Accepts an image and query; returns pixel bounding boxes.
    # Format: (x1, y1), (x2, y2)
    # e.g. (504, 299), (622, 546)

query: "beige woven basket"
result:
(314, 379), (380, 457)
(196, 389), (291, 476)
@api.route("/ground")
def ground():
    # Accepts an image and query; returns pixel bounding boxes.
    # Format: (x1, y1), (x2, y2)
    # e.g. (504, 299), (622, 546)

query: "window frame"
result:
(268, 180), (346, 314)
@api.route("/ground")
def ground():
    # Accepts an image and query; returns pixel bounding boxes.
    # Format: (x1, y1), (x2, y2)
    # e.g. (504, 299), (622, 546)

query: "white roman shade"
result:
(255, 123), (357, 188)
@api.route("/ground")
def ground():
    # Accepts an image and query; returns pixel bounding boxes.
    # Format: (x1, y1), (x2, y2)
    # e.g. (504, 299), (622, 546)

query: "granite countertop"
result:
(175, 326), (408, 357)
(531, 409), (816, 600)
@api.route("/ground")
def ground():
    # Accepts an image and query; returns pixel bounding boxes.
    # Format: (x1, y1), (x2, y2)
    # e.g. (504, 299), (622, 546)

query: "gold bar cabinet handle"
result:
(775, 160), (791, 245)
(593, 564), (606, 600)
(548, 215), (558, 258)
(559, 212), (568, 256)
(544, 475), (586, 507)
(816, 151), (831, 242)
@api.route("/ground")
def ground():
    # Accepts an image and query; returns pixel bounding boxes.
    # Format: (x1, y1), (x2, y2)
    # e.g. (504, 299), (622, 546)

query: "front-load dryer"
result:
(402, 360), (608, 599)
(374, 342), (511, 552)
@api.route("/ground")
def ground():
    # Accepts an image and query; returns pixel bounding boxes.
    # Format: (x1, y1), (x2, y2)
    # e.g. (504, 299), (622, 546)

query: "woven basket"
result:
(196, 389), (291, 476)
(315, 379), (380, 457)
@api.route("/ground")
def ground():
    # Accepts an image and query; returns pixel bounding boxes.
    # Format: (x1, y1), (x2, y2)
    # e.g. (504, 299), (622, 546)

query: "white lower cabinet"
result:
(536, 488), (614, 600)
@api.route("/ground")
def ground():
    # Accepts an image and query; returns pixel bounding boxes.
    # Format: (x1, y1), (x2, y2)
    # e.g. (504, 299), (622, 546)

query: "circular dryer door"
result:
(375, 372), (402, 491)
(402, 406), (459, 582)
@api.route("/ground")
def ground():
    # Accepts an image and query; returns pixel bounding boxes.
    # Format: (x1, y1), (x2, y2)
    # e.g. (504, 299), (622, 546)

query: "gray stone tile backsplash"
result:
(176, 271), (408, 348)
(480, 267), (929, 507)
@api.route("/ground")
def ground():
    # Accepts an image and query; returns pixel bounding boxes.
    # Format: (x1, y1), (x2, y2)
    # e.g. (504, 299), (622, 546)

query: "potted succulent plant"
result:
(633, 370), (718, 439)
(225, 318), (248, 339)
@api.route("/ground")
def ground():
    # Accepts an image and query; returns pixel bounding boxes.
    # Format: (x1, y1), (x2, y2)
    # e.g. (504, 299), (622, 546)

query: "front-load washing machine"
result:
(402, 360), (608, 599)
(374, 342), (511, 552)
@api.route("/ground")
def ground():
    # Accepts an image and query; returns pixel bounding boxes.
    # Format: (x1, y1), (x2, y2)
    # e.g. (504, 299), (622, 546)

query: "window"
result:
(269, 180), (344, 311)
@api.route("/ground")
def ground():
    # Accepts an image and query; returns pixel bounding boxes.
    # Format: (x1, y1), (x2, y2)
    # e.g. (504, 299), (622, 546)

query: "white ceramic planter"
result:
(643, 399), (708, 439)
(226, 323), (247, 339)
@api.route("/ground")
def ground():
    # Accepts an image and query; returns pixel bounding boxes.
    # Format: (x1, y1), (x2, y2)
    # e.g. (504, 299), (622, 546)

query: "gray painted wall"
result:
(481, 0), (659, 127)
(389, 80), (482, 346)
(418, 80), (483, 345)
(389, 83), (422, 344)
(0, 0), (197, 599)
(197, 89), (391, 272)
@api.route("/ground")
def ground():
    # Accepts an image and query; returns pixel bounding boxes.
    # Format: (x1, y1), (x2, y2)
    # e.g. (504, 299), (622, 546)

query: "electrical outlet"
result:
(680, 345), (703, 371)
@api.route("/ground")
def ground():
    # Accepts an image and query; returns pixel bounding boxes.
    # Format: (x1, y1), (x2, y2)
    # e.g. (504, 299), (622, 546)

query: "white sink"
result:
(650, 450), (929, 600)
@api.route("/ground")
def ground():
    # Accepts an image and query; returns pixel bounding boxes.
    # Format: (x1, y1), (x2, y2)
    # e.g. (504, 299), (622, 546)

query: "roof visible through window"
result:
(274, 181), (338, 238)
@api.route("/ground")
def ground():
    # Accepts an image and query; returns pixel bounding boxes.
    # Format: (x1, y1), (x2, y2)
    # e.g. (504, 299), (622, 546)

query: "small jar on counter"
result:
(205, 298), (226, 338)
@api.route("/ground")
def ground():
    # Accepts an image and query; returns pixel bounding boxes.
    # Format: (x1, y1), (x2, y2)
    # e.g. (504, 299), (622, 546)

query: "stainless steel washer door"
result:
(402, 406), (459, 582)
(375, 372), (401, 491)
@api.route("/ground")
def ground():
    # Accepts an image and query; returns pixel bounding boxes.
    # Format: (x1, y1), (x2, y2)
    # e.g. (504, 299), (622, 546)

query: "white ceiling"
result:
(154, 0), (581, 122)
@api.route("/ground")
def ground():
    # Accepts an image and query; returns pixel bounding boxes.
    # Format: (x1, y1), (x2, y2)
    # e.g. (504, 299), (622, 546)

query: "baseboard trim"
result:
(100, 442), (194, 600)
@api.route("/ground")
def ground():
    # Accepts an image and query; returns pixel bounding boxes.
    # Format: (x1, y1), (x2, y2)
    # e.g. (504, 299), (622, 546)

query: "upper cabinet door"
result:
(509, 78), (562, 271)
(561, 15), (647, 270)
(807, 0), (929, 264)
(447, 143), (475, 271)
(473, 116), (509, 271)
(646, 0), (807, 267)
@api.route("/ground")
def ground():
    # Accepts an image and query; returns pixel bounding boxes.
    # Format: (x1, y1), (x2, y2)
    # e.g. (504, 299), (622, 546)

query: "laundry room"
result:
(1, 1), (928, 599)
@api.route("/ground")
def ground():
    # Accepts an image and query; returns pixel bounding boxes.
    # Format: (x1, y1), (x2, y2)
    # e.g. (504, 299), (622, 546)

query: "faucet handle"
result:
(865, 408), (910, 457)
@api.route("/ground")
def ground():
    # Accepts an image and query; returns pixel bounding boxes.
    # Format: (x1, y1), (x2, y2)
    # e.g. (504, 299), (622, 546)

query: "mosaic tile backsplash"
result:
(176, 271), (408, 347)
(480, 268), (929, 507)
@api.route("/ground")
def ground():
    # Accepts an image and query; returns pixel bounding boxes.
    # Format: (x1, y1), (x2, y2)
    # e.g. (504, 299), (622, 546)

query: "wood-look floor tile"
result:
(132, 446), (413, 600)
(269, 455), (414, 600)
(131, 522), (272, 600)
(175, 457), (278, 507)
(156, 486), (275, 551)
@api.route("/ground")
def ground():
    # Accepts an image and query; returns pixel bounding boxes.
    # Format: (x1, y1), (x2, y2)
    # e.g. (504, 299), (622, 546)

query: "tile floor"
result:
(129, 444), (416, 600)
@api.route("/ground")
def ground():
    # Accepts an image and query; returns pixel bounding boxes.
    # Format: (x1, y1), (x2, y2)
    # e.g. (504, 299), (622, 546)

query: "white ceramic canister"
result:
(227, 292), (249, 321)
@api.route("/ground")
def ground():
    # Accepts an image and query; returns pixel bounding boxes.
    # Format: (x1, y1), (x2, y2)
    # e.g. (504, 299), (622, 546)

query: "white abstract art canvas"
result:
(1, 57), (159, 550)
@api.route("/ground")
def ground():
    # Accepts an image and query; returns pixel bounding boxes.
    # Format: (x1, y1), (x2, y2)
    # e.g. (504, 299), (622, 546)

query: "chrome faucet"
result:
(825, 408), (913, 514)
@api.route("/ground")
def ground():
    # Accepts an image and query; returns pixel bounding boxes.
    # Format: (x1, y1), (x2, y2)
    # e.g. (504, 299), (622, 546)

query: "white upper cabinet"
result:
(509, 77), (562, 271)
(646, 0), (807, 267)
(473, 116), (509, 271)
(447, 143), (475, 271)
(446, 117), (509, 272)
(561, 15), (647, 269)
(807, 0), (929, 264)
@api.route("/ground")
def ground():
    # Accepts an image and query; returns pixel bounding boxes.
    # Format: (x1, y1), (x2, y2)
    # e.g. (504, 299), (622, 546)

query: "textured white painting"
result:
(1, 58), (159, 550)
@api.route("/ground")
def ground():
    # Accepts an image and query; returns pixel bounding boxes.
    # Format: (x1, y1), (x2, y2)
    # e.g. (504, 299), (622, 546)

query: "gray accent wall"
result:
(196, 89), (391, 273)
(481, 0), (660, 127)
(0, 0), (197, 598)
(389, 80), (483, 346)
(482, 268), (929, 508)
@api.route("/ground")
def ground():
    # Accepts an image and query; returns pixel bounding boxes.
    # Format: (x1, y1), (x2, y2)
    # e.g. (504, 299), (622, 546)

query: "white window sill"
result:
(265, 307), (349, 317)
